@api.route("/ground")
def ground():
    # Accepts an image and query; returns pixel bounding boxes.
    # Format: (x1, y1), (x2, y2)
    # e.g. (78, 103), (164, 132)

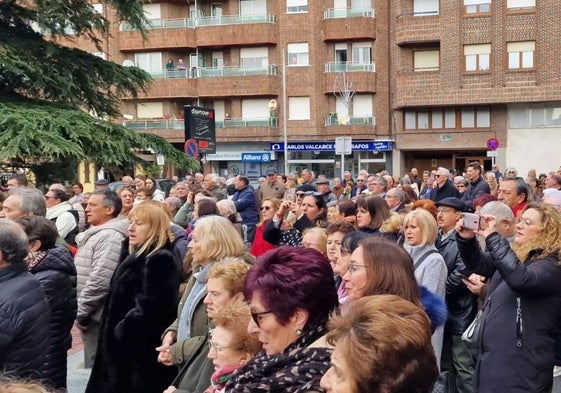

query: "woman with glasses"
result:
(163, 258), (253, 393)
(333, 231), (370, 305)
(456, 203), (561, 393)
(250, 198), (281, 257)
(157, 216), (245, 383)
(225, 246), (338, 392)
(85, 201), (181, 393)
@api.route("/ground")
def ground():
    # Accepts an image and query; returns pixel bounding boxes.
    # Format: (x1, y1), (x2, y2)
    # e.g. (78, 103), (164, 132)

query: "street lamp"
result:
(282, 49), (289, 174)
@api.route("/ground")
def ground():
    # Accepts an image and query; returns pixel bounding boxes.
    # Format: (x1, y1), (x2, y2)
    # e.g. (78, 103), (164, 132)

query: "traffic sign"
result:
(184, 138), (199, 158)
(486, 137), (500, 151)
(335, 137), (352, 155)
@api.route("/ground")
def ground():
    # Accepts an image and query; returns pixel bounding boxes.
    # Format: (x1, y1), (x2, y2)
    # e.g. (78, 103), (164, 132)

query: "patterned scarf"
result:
(25, 250), (47, 270)
(224, 324), (331, 393)
(206, 365), (240, 393)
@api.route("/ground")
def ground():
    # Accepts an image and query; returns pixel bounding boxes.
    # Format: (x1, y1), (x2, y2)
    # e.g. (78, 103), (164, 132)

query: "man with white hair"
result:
(429, 167), (461, 202)
(203, 173), (226, 201)
(542, 188), (561, 211)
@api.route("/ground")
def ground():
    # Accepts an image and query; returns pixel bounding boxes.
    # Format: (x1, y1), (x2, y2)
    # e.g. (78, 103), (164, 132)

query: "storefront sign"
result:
(241, 152), (272, 162)
(269, 141), (392, 152)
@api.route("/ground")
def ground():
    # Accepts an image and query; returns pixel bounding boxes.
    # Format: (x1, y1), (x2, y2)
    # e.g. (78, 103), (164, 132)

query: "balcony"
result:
(323, 63), (376, 93)
(124, 117), (278, 130)
(322, 8), (376, 41)
(119, 14), (277, 49)
(395, 12), (440, 46)
(325, 114), (376, 126)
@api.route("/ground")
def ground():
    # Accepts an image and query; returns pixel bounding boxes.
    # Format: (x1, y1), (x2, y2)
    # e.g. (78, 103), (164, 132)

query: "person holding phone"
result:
(455, 202), (561, 393)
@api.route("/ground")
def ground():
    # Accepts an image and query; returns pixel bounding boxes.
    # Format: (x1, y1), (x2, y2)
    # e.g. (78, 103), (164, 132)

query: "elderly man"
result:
(434, 197), (476, 393)
(316, 178), (337, 205)
(75, 189), (128, 368)
(7, 173), (29, 190)
(94, 178), (109, 190)
(364, 175), (387, 198)
(121, 176), (134, 189)
(203, 173), (226, 201)
(497, 177), (529, 218)
(298, 168), (317, 191)
(430, 167), (461, 202)
(0, 187), (46, 220)
(259, 168), (285, 201)
(545, 172), (561, 191)
(385, 187), (407, 212)
(543, 188), (561, 211)
(0, 220), (50, 378)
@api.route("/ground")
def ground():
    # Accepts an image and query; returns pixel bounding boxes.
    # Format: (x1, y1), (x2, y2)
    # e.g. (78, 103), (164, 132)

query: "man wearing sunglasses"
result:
(429, 167), (461, 203)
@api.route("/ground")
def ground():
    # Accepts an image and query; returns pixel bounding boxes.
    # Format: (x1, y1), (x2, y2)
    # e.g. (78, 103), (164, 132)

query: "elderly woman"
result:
(118, 187), (135, 218)
(217, 199), (244, 240)
(225, 246), (338, 392)
(157, 216), (245, 371)
(163, 258), (252, 393)
(16, 216), (76, 390)
(85, 201), (181, 393)
(301, 227), (327, 256)
(456, 203), (561, 392)
(320, 295), (438, 393)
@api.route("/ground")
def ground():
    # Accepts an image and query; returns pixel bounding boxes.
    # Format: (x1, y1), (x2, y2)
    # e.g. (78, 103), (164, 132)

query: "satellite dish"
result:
(122, 60), (135, 67)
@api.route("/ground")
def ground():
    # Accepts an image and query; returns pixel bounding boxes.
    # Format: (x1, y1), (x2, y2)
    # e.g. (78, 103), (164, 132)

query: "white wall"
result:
(506, 127), (561, 174)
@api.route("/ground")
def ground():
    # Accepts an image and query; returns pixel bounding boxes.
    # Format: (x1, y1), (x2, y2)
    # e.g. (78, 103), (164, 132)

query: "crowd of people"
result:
(1, 162), (561, 393)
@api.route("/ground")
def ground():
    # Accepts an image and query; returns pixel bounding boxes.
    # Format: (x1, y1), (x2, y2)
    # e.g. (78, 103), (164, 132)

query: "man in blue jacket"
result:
(232, 175), (259, 245)
(0, 220), (50, 379)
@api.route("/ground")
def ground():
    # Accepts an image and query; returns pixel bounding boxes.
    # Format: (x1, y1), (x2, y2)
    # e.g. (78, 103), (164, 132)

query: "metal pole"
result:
(282, 50), (289, 175)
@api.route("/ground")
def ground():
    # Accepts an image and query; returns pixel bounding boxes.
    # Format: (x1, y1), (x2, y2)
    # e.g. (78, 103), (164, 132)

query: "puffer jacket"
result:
(457, 232), (561, 393)
(436, 231), (477, 334)
(76, 217), (128, 325)
(29, 246), (77, 389)
(0, 263), (50, 379)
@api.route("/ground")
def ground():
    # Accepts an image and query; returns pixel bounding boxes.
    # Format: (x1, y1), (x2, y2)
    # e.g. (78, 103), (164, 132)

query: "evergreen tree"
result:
(0, 0), (196, 170)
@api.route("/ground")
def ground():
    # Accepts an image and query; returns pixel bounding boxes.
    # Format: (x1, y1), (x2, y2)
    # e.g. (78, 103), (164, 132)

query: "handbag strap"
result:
(414, 249), (439, 270)
(516, 296), (523, 347)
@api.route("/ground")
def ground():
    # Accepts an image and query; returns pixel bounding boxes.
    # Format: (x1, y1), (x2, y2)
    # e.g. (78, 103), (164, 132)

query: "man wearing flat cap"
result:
(316, 178), (337, 205)
(435, 197), (476, 393)
(258, 168), (285, 202)
(94, 178), (109, 190)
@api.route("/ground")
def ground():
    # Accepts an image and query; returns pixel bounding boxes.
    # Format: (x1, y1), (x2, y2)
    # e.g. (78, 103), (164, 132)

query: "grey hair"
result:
(480, 201), (515, 224)
(438, 167), (450, 177)
(10, 187), (47, 217)
(0, 220), (29, 264)
(92, 189), (122, 217)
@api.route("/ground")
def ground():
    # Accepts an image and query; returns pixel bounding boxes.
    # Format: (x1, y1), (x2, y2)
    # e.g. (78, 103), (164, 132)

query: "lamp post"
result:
(282, 49), (289, 175)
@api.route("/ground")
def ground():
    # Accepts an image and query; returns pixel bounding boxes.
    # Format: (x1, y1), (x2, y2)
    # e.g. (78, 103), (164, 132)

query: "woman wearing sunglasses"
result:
(250, 198), (281, 257)
(225, 246), (338, 392)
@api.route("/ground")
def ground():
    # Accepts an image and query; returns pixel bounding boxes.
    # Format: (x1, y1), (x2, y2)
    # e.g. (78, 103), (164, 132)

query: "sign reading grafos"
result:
(184, 105), (216, 154)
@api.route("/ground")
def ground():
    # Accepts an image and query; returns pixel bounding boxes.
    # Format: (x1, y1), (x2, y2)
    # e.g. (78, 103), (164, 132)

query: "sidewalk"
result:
(67, 327), (89, 393)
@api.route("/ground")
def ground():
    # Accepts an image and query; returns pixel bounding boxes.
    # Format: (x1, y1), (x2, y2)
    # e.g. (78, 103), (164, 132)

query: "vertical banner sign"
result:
(183, 105), (216, 154)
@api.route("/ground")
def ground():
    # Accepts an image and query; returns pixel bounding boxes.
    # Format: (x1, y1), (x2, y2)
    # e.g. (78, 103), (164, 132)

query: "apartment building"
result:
(75, 0), (561, 178)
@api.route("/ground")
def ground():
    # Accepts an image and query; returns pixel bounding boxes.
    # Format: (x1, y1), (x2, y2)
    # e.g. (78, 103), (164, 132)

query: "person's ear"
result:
(238, 352), (253, 366)
(291, 308), (309, 332)
(29, 239), (42, 252)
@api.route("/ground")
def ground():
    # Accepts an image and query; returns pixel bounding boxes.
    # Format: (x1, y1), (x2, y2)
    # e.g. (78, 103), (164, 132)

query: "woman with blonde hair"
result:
(118, 187), (135, 218)
(320, 295), (438, 393)
(85, 201), (181, 393)
(157, 216), (245, 372)
(250, 197), (281, 257)
(456, 202), (561, 392)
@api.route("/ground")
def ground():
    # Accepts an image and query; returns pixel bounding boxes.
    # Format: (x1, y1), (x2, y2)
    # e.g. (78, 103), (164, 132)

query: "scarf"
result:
(224, 324), (331, 393)
(206, 365), (240, 393)
(177, 262), (213, 341)
(25, 250), (47, 270)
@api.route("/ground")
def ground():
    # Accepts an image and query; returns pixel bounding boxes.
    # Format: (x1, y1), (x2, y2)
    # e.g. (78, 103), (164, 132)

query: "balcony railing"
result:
(324, 62), (376, 73)
(324, 7), (375, 19)
(146, 64), (279, 79)
(325, 115), (376, 126)
(120, 13), (276, 31)
(124, 117), (278, 130)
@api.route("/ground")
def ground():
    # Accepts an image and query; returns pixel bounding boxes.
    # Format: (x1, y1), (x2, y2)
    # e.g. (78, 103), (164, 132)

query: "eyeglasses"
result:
(208, 339), (230, 352)
(346, 262), (368, 274)
(457, 185), (466, 188)
(434, 174), (445, 178)
(261, 206), (271, 211)
(357, 179), (364, 182)
(251, 310), (272, 327)
(296, 192), (306, 197)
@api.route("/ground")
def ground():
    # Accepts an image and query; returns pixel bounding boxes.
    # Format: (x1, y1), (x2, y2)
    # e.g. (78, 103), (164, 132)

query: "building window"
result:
(413, 0), (439, 16)
(287, 0), (307, 13)
(464, 44), (490, 71)
(352, 42), (372, 64)
(288, 97), (310, 120)
(506, 0), (535, 10)
(461, 109), (490, 128)
(287, 43), (309, 66)
(134, 52), (163, 73)
(507, 41), (535, 70)
(413, 50), (439, 71)
(509, 103), (561, 128)
(464, 0), (491, 14)
(240, 47), (268, 68)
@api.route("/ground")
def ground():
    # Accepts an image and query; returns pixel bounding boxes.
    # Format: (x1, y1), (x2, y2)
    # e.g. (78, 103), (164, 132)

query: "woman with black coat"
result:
(17, 216), (77, 390)
(455, 202), (561, 393)
(85, 201), (181, 393)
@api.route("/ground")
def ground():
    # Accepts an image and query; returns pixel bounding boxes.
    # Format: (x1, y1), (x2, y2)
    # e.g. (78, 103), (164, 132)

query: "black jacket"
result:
(29, 247), (77, 389)
(0, 263), (50, 379)
(263, 214), (315, 246)
(86, 242), (181, 393)
(429, 179), (461, 202)
(456, 232), (561, 393)
(436, 231), (477, 334)
(461, 176), (491, 211)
